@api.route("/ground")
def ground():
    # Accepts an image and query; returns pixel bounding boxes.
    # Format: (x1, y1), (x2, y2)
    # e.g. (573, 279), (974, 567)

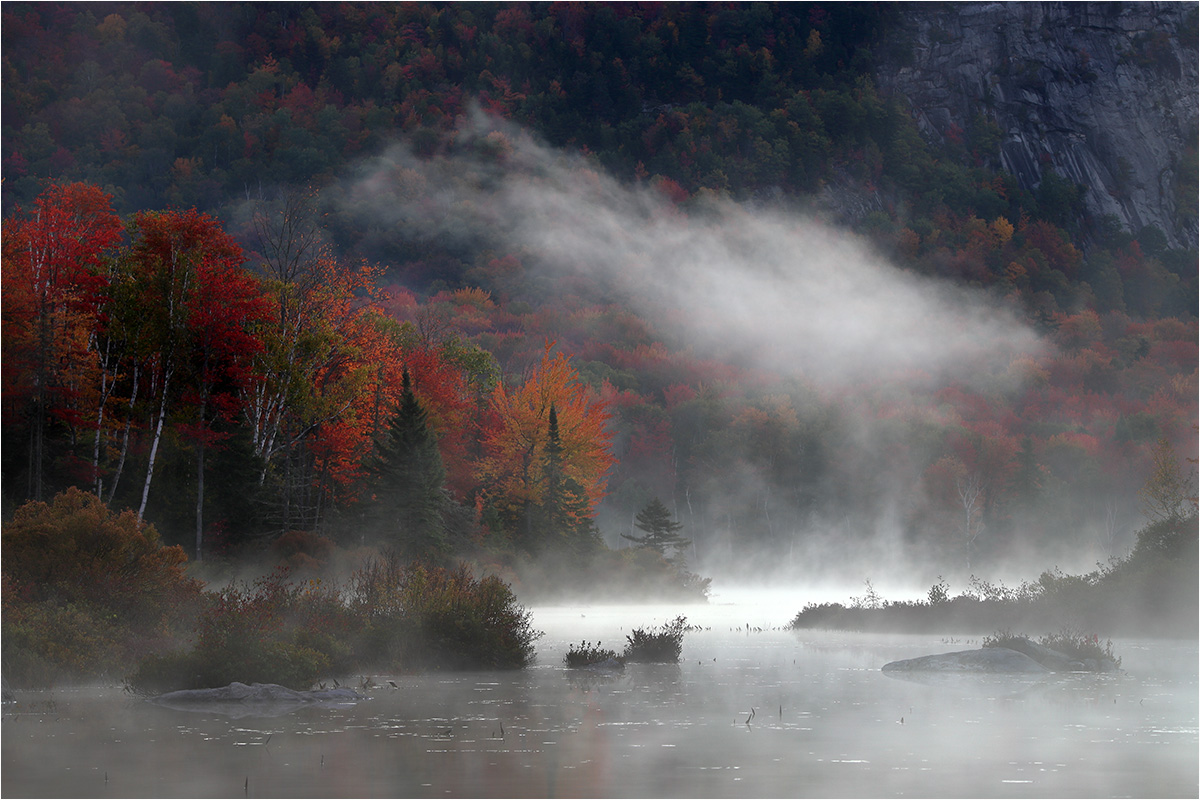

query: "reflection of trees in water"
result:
(565, 667), (627, 693)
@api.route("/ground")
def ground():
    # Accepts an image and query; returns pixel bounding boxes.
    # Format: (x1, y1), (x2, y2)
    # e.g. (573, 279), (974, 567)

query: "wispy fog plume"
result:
(342, 111), (1044, 389)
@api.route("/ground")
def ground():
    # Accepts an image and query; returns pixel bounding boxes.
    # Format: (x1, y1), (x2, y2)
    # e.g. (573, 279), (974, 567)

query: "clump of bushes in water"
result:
(623, 615), (688, 663)
(1, 488), (202, 687)
(130, 553), (542, 692)
(348, 556), (542, 672)
(790, 513), (1198, 638)
(130, 567), (347, 693)
(983, 627), (1121, 668)
(564, 641), (622, 667)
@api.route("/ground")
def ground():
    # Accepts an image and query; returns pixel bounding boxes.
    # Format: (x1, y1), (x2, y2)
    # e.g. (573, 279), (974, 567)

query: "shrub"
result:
(623, 615), (687, 663)
(927, 576), (950, 605)
(981, 628), (1021, 650)
(1, 489), (202, 684)
(1038, 628), (1121, 667)
(270, 529), (337, 573)
(349, 557), (541, 671)
(983, 627), (1121, 669)
(565, 641), (621, 667)
(129, 567), (345, 692)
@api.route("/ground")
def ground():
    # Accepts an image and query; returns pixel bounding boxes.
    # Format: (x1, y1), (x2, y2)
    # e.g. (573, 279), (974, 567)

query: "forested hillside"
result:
(2, 2), (1195, 592)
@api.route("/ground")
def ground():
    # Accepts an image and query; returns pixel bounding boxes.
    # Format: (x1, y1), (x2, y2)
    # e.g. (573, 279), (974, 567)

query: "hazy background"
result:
(327, 112), (1064, 596)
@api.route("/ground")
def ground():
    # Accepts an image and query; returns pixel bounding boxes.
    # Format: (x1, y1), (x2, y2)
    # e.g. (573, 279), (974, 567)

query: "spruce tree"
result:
(525, 405), (601, 558)
(367, 368), (449, 560)
(623, 497), (690, 560)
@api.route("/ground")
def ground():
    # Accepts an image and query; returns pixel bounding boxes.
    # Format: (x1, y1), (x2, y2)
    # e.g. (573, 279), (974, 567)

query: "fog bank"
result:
(341, 111), (1044, 390)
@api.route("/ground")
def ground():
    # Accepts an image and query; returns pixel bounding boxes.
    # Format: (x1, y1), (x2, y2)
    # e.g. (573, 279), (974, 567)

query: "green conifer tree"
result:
(367, 368), (449, 560)
(523, 405), (601, 558)
(623, 497), (690, 561)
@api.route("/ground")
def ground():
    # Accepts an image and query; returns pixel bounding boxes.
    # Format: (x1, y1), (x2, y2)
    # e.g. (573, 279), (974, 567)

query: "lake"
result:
(3, 594), (1197, 798)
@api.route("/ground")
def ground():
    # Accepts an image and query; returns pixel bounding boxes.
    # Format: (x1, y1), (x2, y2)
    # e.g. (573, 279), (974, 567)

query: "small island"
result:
(882, 631), (1121, 674)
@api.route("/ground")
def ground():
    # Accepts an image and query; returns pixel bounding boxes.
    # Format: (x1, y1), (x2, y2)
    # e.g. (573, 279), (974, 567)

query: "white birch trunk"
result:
(137, 364), (172, 521)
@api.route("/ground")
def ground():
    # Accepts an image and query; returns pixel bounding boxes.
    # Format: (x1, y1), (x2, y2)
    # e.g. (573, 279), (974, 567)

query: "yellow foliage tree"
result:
(477, 342), (614, 545)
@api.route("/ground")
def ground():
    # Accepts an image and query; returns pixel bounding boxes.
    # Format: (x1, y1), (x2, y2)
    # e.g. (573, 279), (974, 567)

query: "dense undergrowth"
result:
(1, 489), (202, 687)
(790, 514), (1198, 638)
(131, 555), (541, 693)
(2, 490), (541, 690)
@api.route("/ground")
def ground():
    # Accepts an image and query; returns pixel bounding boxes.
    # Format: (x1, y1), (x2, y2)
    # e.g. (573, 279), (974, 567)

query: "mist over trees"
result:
(1, 3), (1196, 594)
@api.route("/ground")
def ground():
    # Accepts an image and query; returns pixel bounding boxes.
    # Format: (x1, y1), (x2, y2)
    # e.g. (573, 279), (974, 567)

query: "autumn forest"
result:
(2, 2), (1197, 608)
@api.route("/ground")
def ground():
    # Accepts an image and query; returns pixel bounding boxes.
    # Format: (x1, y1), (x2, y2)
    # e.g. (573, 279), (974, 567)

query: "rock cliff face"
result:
(876, 2), (1198, 249)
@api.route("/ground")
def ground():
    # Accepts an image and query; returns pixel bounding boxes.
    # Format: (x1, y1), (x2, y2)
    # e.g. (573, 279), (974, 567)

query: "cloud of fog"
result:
(334, 112), (1066, 593)
(341, 111), (1045, 390)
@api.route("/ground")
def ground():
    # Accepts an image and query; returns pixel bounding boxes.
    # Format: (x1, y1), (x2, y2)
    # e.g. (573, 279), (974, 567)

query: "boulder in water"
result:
(882, 648), (1050, 673)
(148, 681), (364, 717)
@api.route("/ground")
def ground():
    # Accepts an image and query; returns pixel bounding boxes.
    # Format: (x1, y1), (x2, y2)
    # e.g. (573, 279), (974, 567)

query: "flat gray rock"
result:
(149, 682), (364, 717)
(882, 647), (1050, 674)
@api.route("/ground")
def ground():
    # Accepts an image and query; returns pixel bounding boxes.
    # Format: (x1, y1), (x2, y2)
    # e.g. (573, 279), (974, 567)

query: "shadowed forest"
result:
(2, 3), (1196, 685)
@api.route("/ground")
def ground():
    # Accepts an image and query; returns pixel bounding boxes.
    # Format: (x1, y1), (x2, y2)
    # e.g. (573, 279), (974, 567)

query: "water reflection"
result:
(3, 602), (1197, 798)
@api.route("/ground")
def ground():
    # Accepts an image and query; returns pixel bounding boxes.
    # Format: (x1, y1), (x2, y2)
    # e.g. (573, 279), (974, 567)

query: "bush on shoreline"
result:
(2, 489), (202, 687)
(790, 514), (1198, 638)
(129, 553), (541, 693)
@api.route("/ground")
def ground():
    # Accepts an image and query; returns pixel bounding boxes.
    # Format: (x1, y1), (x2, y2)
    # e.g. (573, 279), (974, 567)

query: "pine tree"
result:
(524, 404), (601, 558)
(367, 368), (449, 560)
(623, 497), (690, 560)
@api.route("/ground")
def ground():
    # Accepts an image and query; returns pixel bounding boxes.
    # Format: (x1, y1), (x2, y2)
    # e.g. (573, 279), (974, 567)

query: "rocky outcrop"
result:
(149, 682), (364, 717)
(882, 647), (1050, 673)
(876, 2), (1198, 248)
(882, 642), (1121, 674)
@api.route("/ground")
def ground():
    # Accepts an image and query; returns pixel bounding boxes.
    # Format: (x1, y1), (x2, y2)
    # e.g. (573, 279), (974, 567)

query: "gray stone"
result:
(994, 637), (1075, 670)
(149, 682), (364, 717)
(882, 647), (1051, 673)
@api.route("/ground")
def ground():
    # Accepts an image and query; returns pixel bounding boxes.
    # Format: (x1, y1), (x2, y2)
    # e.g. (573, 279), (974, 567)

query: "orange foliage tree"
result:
(477, 342), (614, 553)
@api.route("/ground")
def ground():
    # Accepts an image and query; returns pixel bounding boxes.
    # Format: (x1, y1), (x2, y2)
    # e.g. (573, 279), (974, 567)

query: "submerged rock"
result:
(882, 647), (1050, 673)
(148, 681), (364, 717)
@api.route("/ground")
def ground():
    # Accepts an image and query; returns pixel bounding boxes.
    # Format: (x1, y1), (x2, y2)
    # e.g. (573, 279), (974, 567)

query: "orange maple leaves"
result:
(477, 342), (615, 517)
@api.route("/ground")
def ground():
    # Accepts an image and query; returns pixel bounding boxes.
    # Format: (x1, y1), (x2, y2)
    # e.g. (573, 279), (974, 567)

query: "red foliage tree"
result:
(0, 182), (122, 501)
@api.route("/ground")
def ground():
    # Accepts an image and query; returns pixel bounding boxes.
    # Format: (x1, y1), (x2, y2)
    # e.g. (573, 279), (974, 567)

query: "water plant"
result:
(564, 641), (621, 667)
(623, 615), (687, 663)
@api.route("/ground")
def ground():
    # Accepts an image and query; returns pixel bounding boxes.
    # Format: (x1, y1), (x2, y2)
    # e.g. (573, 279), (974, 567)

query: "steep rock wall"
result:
(876, 2), (1198, 249)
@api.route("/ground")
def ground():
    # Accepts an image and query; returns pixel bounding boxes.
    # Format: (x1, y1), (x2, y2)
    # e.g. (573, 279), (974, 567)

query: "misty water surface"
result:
(3, 596), (1196, 798)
